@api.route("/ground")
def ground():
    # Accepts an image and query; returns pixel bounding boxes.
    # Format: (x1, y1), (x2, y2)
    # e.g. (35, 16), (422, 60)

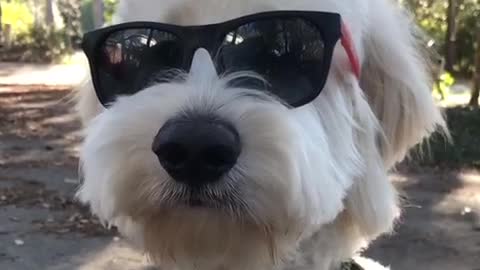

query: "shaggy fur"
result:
(75, 0), (446, 269)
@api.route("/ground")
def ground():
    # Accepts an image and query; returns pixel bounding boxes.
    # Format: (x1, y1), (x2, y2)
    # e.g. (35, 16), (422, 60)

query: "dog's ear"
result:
(344, 0), (446, 239)
(359, 0), (446, 168)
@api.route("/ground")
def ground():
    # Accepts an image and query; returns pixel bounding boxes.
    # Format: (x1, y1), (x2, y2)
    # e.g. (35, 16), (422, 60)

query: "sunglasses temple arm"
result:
(340, 21), (361, 80)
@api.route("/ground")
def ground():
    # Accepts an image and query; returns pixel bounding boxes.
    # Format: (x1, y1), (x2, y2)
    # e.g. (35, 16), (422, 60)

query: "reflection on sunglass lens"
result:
(96, 28), (182, 105)
(216, 18), (325, 105)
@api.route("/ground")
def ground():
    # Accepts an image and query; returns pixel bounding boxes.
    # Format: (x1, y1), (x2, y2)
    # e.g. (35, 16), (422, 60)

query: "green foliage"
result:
(433, 72), (455, 100)
(0, 0), (35, 34)
(405, 0), (480, 76)
(57, 0), (83, 51)
(81, 0), (118, 32)
(441, 72), (456, 86)
(0, 25), (71, 63)
(80, 0), (95, 32)
(455, 3), (480, 75)
(0, 0), (82, 62)
(409, 106), (480, 169)
(1, 0), (118, 63)
(104, 0), (119, 23)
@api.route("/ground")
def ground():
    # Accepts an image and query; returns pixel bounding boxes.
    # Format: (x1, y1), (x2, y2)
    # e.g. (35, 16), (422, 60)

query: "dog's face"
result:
(77, 0), (446, 269)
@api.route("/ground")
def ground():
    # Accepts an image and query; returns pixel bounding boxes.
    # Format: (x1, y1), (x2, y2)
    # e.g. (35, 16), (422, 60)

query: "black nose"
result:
(152, 116), (241, 187)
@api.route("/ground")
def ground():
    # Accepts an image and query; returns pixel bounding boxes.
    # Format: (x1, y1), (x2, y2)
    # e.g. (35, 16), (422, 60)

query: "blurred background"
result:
(0, 1), (479, 270)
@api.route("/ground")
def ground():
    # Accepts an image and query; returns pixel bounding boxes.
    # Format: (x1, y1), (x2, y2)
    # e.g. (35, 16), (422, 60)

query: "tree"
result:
(57, 0), (82, 50)
(445, 0), (458, 72)
(469, 24), (480, 107)
(0, 1), (3, 35)
(45, 0), (54, 25)
(93, 0), (104, 28)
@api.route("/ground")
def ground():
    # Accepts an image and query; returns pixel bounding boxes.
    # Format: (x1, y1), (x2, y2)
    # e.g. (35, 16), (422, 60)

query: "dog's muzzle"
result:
(152, 115), (241, 187)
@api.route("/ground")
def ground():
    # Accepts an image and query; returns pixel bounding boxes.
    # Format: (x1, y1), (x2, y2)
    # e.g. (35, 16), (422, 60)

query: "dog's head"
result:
(76, 0), (446, 268)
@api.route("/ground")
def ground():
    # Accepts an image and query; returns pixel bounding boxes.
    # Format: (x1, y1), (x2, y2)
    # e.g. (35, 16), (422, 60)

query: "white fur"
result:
(75, 0), (446, 269)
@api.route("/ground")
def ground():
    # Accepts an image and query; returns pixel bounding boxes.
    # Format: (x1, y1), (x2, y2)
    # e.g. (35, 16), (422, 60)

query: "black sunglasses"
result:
(82, 11), (360, 108)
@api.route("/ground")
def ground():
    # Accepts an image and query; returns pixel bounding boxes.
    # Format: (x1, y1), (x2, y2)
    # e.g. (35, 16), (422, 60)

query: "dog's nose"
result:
(152, 116), (241, 186)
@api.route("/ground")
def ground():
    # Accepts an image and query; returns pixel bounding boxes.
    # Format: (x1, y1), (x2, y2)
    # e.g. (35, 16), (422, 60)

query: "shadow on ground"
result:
(365, 169), (480, 270)
(0, 85), (155, 270)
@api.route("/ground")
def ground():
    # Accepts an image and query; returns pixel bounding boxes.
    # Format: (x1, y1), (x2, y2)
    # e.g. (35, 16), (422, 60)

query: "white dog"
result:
(75, 0), (446, 269)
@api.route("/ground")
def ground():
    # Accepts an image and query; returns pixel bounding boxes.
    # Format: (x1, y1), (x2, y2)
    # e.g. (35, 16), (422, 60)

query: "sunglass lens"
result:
(216, 18), (326, 106)
(95, 28), (182, 105)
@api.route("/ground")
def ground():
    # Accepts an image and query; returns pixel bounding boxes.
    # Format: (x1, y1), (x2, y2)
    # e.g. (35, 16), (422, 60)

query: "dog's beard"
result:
(112, 159), (305, 269)
(137, 208), (302, 269)
(109, 164), (305, 269)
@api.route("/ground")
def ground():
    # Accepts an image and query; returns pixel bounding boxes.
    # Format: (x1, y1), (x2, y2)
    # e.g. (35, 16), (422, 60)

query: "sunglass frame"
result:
(82, 10), (342, 107)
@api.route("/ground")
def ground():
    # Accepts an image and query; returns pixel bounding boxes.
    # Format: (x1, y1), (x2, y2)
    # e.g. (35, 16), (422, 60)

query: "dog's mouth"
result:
(178, 190), (231, 208)
(187, 197), (206, 207)
(182, 193), (217, 208)
(164, 186), (248, 215)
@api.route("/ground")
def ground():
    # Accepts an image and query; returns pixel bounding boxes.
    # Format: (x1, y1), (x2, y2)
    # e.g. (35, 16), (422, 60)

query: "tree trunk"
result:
(32, 0), (40, 28)
(469, 25), (480, 107)
(445, 0), (458, 72)
(0, 1), (3, 34)
(45, 0), (55, 26)
(93, 0), (104, 28)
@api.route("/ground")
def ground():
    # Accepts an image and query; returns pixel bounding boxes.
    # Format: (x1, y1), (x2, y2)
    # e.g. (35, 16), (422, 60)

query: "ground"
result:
(0, 64), (479, 270)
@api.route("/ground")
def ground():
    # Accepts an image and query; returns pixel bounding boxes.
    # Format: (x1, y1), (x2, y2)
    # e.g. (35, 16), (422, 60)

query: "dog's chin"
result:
(105, 179), (303, 270)
(119, 198), (301, 270)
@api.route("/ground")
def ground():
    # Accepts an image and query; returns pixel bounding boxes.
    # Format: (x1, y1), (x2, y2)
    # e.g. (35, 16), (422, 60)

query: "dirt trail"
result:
(0, 84), (479, 270)
(0, 85), (153, 270)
